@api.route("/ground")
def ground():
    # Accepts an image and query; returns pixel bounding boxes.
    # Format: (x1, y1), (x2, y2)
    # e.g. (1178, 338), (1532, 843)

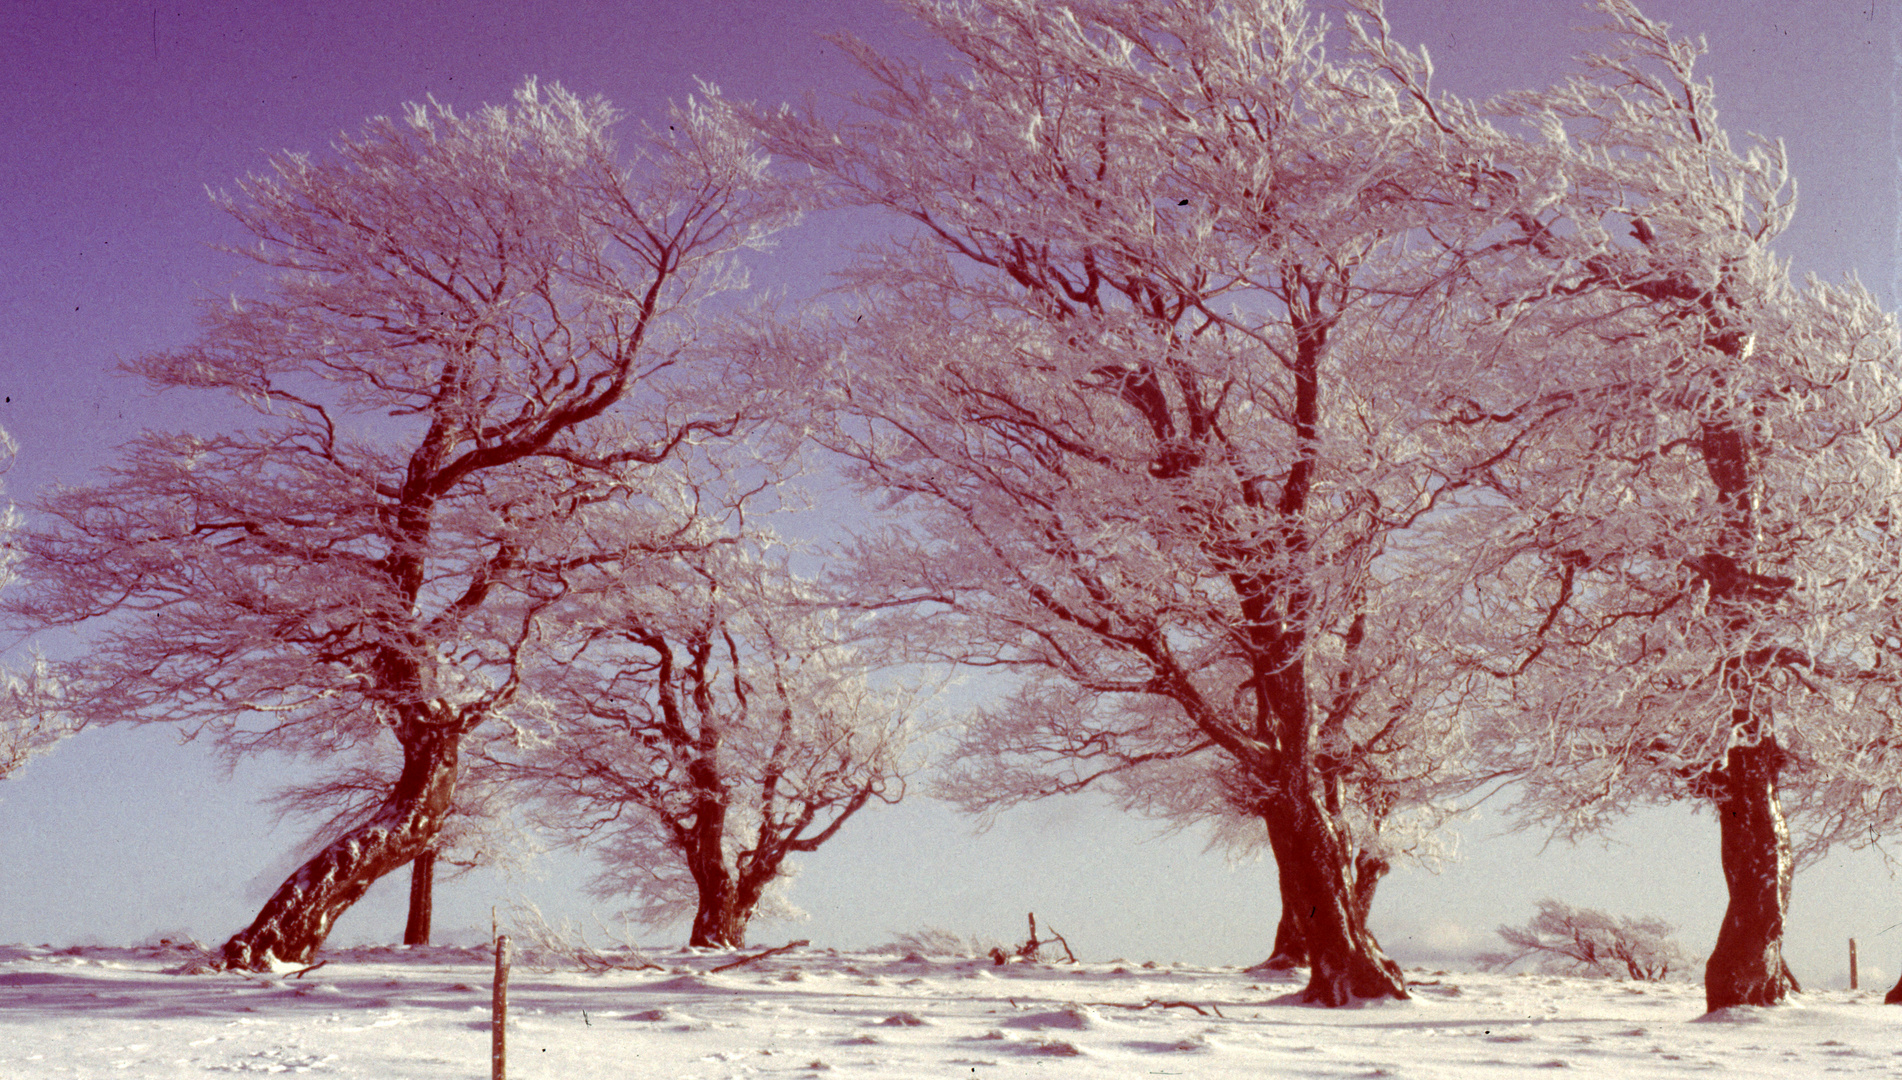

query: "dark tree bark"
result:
(1353, 850), (1391, 925)
(1253, 848), (1388, 973)
(1254, 903), (1308, 971)
(221, 723), (460, 969)
(686, 863), (777, 950)
(686, 858), (748, 949)
(1695, 415), (1799, 1011)
(404, 849), (436, 946)
(1703, 738), (1797, 1010)
(1260, 788), (1407, 1004)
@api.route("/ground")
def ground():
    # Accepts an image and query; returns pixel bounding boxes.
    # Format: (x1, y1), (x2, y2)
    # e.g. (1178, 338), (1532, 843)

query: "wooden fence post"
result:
(1850, 938), (1859, 991)
(493, 932), (512, 1080)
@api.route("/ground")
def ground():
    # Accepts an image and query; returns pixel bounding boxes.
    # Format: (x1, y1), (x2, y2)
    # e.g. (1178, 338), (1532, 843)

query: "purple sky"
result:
(1, 1), (1898, 977)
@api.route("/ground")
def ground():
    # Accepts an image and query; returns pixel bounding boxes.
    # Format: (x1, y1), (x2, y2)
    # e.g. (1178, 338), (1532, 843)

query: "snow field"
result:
(3, 943), (1901, 1078)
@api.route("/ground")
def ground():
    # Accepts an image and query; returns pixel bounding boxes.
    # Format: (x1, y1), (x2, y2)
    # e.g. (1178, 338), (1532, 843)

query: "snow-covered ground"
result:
(4, 941), (1900, 1078)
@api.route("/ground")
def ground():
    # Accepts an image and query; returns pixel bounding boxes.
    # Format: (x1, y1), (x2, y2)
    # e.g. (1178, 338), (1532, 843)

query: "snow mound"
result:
(1003, 1003), (1104, 1031)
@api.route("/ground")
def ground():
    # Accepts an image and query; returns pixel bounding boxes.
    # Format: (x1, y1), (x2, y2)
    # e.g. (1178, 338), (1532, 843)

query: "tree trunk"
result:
(1885, 969), (1902, 1004)
(404, 849), (436, 946)
(1262, 792), (1408, 1005)
(1352, 850), (1390, 925)
(1693, 411), (1796, 1012)
(220, 723), (461, 970)
(1703, 738), (1796, 1010)
(1253, 902), (1308, 971)
(684, 759), (746, 948)
(688, 868), (748, 948)
(1252, 847), (1388, 972)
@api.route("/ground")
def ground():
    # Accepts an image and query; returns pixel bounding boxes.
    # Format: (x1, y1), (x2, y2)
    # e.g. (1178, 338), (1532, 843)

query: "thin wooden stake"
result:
(1851, 938), (1859, 990)
(492, 932), (511, 1080)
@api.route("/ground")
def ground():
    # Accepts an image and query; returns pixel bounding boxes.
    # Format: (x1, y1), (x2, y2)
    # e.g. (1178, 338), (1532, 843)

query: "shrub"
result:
(1477, 899), (1689, 981)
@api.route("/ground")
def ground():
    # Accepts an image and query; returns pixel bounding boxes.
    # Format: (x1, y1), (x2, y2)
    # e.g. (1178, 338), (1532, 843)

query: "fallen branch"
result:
(1087, 998), (1225, 1018)
(711, 939), (810, 973)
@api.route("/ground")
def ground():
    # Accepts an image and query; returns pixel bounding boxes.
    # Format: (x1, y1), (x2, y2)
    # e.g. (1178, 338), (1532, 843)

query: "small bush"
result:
(877, 928), (1002, 959)
(1477, 899), (1688, 981)
(507, 901), (660, 973)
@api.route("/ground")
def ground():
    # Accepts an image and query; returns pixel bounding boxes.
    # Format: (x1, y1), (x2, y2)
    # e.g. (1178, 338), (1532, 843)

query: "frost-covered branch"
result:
(2, 80), (801, 969)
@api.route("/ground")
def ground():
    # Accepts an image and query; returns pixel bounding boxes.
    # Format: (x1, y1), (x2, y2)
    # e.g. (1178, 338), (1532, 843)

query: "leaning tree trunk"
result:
(403, 849), (436, 946)
(1703, 736), (1797, 1010)
(1262, 789), (1407, 1005)
(221, 722), (461, 970)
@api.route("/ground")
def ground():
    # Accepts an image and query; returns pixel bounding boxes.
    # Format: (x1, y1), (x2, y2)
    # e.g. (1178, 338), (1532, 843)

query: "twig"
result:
(1044, 925), (1078, 963)
(1087, 998), (1225, 1018)
(710, 939), (809, 973)
(289, 960), (328, 979)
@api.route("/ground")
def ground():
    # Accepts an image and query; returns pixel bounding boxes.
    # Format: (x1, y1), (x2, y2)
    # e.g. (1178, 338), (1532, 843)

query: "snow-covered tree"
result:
(0, 80), (799, 969)
(0, 430), (73, 784)
(1479, 900), (1690, 982)
(0, 659), (69, 783)
(497, 492), (914, 948)
(754, 0), (1511, 1004)
(1417, 2), (1902, 1010)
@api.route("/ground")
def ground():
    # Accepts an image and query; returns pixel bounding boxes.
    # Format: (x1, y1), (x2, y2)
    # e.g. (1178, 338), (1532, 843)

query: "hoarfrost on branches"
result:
(2, 79), (801, 968)
(1478, 899), (1690, 982)
(1430, 0), (1902, 1009)
(0, 428), (74, 783)
(753, 0), (1521, 1005)
(497, 479), (915, 948)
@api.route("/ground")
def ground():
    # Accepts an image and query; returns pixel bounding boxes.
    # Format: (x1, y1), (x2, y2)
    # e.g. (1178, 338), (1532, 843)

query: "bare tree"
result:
(1396, 2), (1902, 1010)
(0, 80), (799, 969)
(754, 0), (1513, 1004)
(499, 503), (914, 948)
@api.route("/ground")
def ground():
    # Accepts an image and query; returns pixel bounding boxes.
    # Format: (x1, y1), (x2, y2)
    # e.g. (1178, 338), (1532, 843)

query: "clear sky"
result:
(1, 0), (1897, 983)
